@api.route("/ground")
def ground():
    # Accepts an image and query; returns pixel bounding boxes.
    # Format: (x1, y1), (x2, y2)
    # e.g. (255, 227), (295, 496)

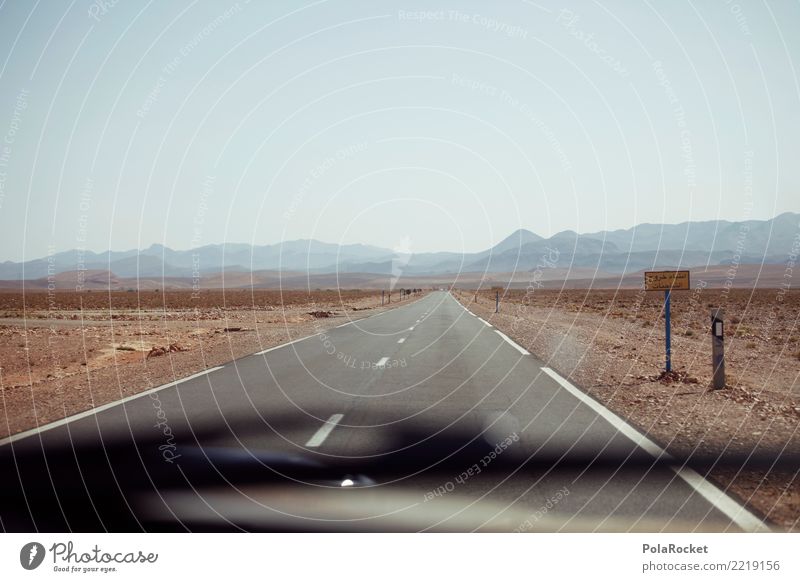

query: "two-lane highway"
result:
(0, 291), (768, 532)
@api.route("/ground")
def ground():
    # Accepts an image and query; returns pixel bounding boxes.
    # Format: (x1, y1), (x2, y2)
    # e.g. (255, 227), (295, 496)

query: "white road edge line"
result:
(375, 357), (389, 367)
(0, 366), (225, 448)
(397, 338), (406, 344)
(337, 321), (354, 328)
(478, 317), (492, 327)
(256, 332), (319, 355)
(495, 330), (529, 355)
(305, 413), (344, 448)
(540, 367), (770, 533)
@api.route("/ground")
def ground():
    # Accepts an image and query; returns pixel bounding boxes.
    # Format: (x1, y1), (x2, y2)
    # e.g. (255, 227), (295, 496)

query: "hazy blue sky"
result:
(0, 0), (798, 260)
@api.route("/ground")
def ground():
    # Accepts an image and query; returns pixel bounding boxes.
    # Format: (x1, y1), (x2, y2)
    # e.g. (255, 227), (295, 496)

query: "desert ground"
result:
(0, 289), (417, 439)
(454, 287), (800, 530)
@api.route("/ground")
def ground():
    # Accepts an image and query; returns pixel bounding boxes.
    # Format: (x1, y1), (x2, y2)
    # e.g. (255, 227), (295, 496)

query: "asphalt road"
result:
(0, 291), (768, 532)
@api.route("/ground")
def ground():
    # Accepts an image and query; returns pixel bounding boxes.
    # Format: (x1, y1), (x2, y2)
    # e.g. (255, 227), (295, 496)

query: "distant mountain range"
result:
(1, 213), (798, 282)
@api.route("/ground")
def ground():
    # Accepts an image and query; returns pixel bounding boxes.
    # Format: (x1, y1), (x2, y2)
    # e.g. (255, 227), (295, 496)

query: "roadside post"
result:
(711, 308), (725, 389)
(665, 289), (671, 371)
(644, 271), (690, 374)
(381, 290), (385, 306)
(496, 290), (500, 313)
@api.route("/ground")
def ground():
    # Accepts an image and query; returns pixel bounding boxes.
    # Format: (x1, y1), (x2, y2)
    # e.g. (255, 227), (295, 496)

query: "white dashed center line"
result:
(397, 338), (406, 344)
(305, 413), (344, 448)
(376, 356), (389, 367)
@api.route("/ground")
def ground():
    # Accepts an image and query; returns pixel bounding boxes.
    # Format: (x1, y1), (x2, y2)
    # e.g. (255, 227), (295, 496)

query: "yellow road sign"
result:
(644, 270), (690, 291)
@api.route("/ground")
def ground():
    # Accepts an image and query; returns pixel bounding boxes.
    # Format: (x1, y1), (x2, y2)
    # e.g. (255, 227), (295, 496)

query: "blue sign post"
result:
(645, 270), (689, 374)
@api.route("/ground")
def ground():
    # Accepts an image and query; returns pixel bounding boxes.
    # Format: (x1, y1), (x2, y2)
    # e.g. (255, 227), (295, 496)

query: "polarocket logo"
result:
(20, 542), (46, 570)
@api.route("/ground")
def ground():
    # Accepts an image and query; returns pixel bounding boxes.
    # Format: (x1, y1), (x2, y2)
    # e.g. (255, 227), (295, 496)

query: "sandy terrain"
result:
(0, 289), (417, 440)
(454, 288), (800, 531)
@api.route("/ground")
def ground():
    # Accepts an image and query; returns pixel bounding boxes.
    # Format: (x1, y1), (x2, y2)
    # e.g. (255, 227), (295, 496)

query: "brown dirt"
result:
(454, 288), (800, 531)
(0, 288), (382, 313)
(0, 290), (417, 440)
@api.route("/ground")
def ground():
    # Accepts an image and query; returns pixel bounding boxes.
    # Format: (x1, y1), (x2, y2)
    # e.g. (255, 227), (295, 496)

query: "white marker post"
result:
(711, 308), (725, 389)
